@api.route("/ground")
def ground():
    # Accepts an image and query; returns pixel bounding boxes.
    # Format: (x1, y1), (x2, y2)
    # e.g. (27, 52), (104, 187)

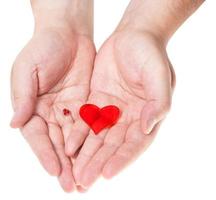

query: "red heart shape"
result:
(79, 104), (120, 134)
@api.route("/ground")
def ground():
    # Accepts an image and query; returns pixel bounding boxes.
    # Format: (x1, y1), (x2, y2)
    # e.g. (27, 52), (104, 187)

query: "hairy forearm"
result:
(117, 0), (205, 43)
(31, 0), (93, 37)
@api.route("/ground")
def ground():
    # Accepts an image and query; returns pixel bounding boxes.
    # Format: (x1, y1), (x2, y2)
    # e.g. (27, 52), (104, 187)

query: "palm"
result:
(73, 31), (175, 188)
(34, 31), (94, 143)
(11, 29), (95, 191)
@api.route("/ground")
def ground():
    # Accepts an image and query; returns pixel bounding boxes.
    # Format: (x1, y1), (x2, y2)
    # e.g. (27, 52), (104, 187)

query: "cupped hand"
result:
(10, 27), (95, 192)
(70, 30), (175, 188)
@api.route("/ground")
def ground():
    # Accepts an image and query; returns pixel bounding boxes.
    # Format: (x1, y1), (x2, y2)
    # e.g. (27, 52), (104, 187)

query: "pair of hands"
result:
(10, 25), (175, 192)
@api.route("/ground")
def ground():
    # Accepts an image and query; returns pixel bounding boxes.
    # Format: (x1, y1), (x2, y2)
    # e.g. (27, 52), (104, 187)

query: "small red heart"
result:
(79, 104), (120, 134)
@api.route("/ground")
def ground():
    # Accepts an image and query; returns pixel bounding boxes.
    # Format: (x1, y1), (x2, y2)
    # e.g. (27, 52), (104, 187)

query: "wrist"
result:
(116, 19), (168, 47)
(116, 19), (167, 46)
(116, 0), (205, 45)
(115, 1), (169, 45)
(31, 0), (93, 38)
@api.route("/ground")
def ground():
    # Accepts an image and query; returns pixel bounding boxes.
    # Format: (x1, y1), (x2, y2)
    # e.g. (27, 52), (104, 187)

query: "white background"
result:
(0, 0), (215, 199)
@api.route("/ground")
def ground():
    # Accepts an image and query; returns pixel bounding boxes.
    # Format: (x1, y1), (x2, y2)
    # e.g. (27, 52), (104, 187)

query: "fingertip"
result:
(56, 153), (76, 193)
(75, 168), (93, 189)
(77, 185), (88, 193)
(59, 178), (76, 193)
(60, 184), (76, 193)
(10, 120), (24, 129)
(80, 172), (96, 189)
(63, 121), (89, 157)
(63, 187), (76, 193)
(10, 120), (19, 128)
(142, 123), (153, 135)
(79, 179), (91, 189)
(102, 157), (123, 179)
(10, 113), (24, 128)
(141, 115), (156, 135)
(65, 132), (86, 157)
(10, 108), (33, 128)
(102, 165), (115, 180)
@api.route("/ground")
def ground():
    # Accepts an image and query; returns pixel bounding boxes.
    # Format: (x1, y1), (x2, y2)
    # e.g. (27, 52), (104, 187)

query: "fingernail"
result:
(144, 118), (155, 135)
(76, 184), (88, 193)
(10, 116), (18, 128)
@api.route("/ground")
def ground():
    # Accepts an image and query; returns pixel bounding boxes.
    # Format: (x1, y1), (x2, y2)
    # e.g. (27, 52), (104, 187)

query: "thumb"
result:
(10, 60), (38, 128)
(141, 58), (172, 134)
(141, 99), (171, 134)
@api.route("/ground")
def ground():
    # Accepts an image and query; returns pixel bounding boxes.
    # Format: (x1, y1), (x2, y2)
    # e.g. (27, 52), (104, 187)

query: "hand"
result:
(11, 27), (95, 191)
(70, 30), (175, 189)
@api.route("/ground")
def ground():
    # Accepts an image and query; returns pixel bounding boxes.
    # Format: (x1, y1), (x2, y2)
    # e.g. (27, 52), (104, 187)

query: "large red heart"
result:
(79, 104), (120, 134)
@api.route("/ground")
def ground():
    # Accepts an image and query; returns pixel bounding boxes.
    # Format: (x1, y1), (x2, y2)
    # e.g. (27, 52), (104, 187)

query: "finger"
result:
(65, 119), (89, 157)
(52, 104), (74, 143)
(167, 59), (176, 91)
(57, 149), (75, 193)
(79, 123), (127, 188)
(73, 129), (108, 186)
(102, 121), (160, 179)
(141, 59), (172, 134)
(11, 61), (38, 128)
(52, 101), (89, 157)
(141, 99), (170, 134)
(21, 115), (61, 176)
(48, 123), (76, 192)
(76, 185), (88, 193)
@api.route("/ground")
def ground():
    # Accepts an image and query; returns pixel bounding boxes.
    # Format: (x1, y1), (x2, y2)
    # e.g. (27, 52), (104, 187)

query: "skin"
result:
(68, 0), (205, 189)
(10, 0), (94, 192)
(10, 0), (205, 193)
(71, 27), (175, 189)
